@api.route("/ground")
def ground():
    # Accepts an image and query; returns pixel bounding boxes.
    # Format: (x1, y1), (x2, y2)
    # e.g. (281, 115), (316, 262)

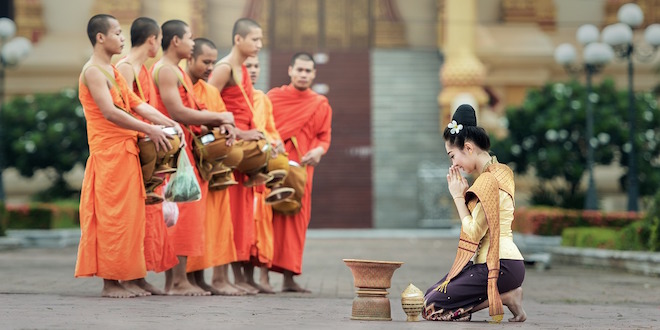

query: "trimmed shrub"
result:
(5, 205), (54, 229)
(513, 207), (643, 236)
(562, 227), (621, 250)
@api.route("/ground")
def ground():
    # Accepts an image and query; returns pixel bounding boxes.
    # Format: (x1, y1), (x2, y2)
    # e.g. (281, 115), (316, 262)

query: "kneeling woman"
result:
(423, 104), (526, 322)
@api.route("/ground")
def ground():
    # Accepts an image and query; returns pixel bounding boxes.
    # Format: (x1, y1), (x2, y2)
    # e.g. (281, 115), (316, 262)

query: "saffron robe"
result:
(75, 65), (147, 280)
(267, 84), (332, 274)
(187, 80), (238, 272)
(218, 64), (256, 262)
(251, 90), (281, 266)
(151, 62), (208, 257)
(118, 60), (178, 273)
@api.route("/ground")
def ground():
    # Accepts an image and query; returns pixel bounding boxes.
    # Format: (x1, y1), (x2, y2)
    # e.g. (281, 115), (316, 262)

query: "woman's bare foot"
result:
(102, 280), (136, 298)
(121, 280), (152, 297)
(502, 287), (526, 322)
(211, 281), (247, 296)
(167, 280), (211, 296)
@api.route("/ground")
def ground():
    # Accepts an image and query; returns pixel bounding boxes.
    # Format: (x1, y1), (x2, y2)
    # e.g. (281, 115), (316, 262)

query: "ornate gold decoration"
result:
(605, 0), (660, 28)
(14, 0), (46, 43)
(372, 0), (407, 48)
(501, 0), (556, 30)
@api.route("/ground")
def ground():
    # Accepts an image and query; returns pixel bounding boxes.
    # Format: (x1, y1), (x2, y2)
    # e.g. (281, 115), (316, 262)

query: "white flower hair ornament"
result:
(448, 120), (463, 134)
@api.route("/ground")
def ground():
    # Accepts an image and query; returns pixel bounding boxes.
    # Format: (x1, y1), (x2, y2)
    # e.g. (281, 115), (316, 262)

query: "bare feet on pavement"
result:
(102, 280), (136, 298)
(167, 281), (211, 296)
(211, 281), (247, 296)
(121, 280), (152, 297)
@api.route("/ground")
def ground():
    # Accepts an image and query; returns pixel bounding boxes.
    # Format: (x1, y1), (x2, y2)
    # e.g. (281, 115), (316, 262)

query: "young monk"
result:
(75, 14), (181, 298)
(268, 52), (332, 293)
(151, 19), (235, 296)
(184, 38), (245, 296)
(116, 16), (178, 296)
(423, 104), (526, 322)
(208, 18), (264, 295)
(244, 55), (284, 293)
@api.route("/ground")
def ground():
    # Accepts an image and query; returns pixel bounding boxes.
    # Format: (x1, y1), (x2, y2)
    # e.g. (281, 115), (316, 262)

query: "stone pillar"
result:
(437, 0), (487, 129)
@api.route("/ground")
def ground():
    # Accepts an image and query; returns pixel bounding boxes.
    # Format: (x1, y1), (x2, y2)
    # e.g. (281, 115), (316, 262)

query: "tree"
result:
(0, 89), (88, 200)
(492, 79), (660, 209)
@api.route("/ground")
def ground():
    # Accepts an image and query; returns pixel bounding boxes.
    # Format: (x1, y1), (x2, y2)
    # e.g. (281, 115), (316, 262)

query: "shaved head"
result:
(131, 17), (160, 47)
(232, 18), (260, 45)
(290, 52), (315, 68)
(192, 37), (217, 59)
(161, 19), (188, 51)
(87, 14), (115, 46)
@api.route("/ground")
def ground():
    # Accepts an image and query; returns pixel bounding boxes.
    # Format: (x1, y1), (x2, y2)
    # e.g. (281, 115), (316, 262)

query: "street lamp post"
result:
(602, 3), (660, 211)
(554, 24), (614, 210)
(0, 17), (33, 202)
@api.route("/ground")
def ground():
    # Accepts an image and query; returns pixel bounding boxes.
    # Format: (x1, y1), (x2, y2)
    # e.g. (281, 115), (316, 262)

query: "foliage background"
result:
(0, 89), (87, 201)
(492, 79), (660, 209)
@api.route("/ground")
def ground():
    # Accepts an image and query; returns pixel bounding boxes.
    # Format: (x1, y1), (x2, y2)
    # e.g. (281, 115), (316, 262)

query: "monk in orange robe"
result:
(151, 20), (235, 296)
(183, 38), (246, 296)
(268, 52), (332, 293)
(116, 16), (178, 296)
(75, 14), (181, 298)
(244, 55), (284, 294)
(208, 18), (264, 295)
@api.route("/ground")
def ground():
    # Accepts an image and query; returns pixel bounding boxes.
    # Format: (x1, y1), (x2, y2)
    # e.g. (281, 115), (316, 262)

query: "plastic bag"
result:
(164, 151), (202, 202)
(162, 201), (179, 227)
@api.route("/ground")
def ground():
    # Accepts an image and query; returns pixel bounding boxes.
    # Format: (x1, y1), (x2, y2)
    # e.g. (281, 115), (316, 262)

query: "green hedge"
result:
(513, 207), (643, 236)
(3, 202), (79, 230)
(5, 205), (53, 229)
(562, 222), (651, 251)
(0, 201), (5, 236)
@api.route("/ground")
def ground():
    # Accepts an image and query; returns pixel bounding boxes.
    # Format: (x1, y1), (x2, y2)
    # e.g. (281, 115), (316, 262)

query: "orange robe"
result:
(151, 62), (208, 257)
(251, 90), (281, 267)
(187, 80), (238, 272)
(121, 61), (178, 273)
(75, 65), (147, 280)
(267, 84), (332, 275)
(219, 64), (256, 262)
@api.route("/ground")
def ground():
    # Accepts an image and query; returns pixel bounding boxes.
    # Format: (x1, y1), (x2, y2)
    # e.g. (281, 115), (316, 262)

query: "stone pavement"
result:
(1, 230), (659, 329)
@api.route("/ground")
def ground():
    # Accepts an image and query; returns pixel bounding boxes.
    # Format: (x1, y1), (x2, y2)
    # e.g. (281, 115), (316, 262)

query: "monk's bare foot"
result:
(121, 280), (152, 297)
(502, 287), (526, 322)
(134, 278), (165, 295)
(167, 281), (211, 296)
(212, 281), (247, 296)
(282, 283), (311, 293)
(195, 280), (225, 296)
(234, 281), (259, 295)
(102, 280), (136, 298)
(257, 281), (276, 294)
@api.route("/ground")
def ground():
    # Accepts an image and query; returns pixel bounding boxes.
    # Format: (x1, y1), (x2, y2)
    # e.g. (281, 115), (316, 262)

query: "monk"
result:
(208, 18), (263, 295)
(268, 52), (332, 293)
(116, 16), (178, 296)
(75, 14), (181, 298)
(184, 38), (245, 296)
(244, 55), (285, 293)
(151, 19), (235, 296)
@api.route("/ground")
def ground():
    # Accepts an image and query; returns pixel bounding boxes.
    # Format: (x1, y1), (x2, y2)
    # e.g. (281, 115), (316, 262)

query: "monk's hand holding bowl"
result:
(147, 125), (173, 152)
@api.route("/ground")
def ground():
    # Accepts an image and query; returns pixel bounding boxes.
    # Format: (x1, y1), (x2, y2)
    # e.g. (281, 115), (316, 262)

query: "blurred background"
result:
(1, 0), (659, 231)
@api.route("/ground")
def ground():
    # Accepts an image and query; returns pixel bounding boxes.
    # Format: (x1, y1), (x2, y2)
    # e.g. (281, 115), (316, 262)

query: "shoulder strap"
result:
(82, 63), (131, 115)
(117, 60), (146, 101)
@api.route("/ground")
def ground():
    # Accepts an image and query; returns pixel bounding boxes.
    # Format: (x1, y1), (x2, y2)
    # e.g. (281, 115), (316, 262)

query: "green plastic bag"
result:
(164, 151), (202, 203)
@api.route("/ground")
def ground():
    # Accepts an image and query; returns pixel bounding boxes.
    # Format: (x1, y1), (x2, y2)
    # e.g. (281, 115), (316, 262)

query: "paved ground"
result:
(1, 231), (659, 329)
